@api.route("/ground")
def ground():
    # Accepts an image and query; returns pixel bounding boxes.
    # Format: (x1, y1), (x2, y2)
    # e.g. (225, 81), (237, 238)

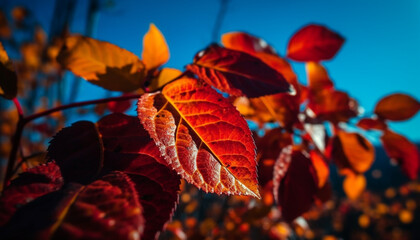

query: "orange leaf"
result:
(187, 44), (293, 98)
(221, 31), (276, 56)
(287, 24), (345, 62)
(357, 118), (387, 131)
(343, 173), (366, 200)
(381, 130), (420, 180)
(147, 67), (182, 92)
(0, 42), (17, 100)
(142, 23), (170, 70)
(306, 62), (334, 92)
(57, 35), (146, 92)
(310, 150), (329, 188)
(374, 93), (420, 121)
(273, 147), (318, 222)
(137, 77), (260, 198)
(331, 131), (375, 174)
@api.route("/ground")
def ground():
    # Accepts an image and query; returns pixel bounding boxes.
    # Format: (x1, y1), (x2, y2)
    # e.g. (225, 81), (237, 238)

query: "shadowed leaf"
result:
(0, 42), (17, 100)
(357, 118), (387, 131)
(57, 35), (146, 92)
(381, 130), (420, 180)
(138, 77), (260, 198)
(0, 172), (144, 240)
(47, 121), (104, 184)
(331, 131), (375, 174)
(0, 162), (63, 226)
(287, 24), (345, 62)
(98, 113), (180, 239)
(273, 147), (318, 222)
(187, 44), (293, 98)
(374, 93), (420, 121)
(142, 23), (170, 70)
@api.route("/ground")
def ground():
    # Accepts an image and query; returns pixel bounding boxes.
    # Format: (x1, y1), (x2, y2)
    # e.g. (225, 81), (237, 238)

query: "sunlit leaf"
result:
(187, 44), (293, 98)
(273, 146), (318, 222)
(0, 162), (63, 226)
(57, 35), (146, 92)
(310, 150), (329, 188)
(221, 31), (276, 56)
(47, 121), (104, 184)
(306, 62), (333, 92)
(0, 172), (144, 240)
(357, 118), (387, 131)
(287, 24), (345, 62)
(98, 113), (181, 239)
(381, 130), (420, 180)
(374, 93), (420, 121)
(142, 23), (170, 70)
(0, 42), (17, 100)
(331, 131), (375, 174)
(147, 67), (182, 92)
(138, 77), (260, 198)
(343, 173), (366, 200)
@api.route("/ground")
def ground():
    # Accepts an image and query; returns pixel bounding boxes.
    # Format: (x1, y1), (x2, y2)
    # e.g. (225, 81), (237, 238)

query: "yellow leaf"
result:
(57, 35), (146, 92)
(148, 67), (181, 91)
(343, 173), (366, 200)
(142, 23), (170, 70)
(0, 42), (17, 99)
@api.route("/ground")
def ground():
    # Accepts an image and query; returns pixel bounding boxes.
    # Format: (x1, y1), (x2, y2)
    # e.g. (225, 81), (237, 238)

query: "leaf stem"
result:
(12, 97), (24, 118)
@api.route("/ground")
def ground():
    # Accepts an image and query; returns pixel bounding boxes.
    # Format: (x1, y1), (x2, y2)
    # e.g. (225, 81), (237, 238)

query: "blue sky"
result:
(2, 0), (420, 142)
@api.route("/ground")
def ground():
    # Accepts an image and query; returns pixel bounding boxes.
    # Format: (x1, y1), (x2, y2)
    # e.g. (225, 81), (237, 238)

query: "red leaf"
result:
(221, 32), (276, 56)
(0, 171), (144, 240)
(381, 130), (420, 180)
(138, 77), (260, 198)
(107, 93), (133, 113)
(374, 93), (420, 121)
(47, 121), (104, 184)
(97, 113), (180, 239)
(287, 24), (345, 62)
(0, 162), (63, 226)
(273, 147), (318, 222)
(186, 44), (293, 98)
(330, 130), (375, 174)
(357, 118), (387, 131)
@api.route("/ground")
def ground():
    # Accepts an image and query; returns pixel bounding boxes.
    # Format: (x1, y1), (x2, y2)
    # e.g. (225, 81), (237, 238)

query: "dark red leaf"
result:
(381, 130), (420, 180)
(138, 77), (260, 198)
(47, 121), (104, 184)
(187, 44), (293, 98)
(107, 93), (133, 113)
(287, 24), (345, 62)
(357, 118), (387, 131)
(98, 113), (181, 239)
(0, 171), (144, 240)
(374, 93), (420, 121)
(0, 162), (63, 226)
(273, 147), (318, 222)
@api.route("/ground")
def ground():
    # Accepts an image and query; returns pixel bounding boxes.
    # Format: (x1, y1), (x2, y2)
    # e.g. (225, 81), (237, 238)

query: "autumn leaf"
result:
(0, 172), (144, 240)
(221, 31), (276, 56)
(330, 131), (375, 174)
(273, 146), (318, 222)
(0, 162), (63, 226)
(107, 93), (133, 113)
(187, 44), (293, 98)
(142, 23), (170, 70)
(138, 77), (260, 198)
(381, 130), (420, 180)
(357, 118), (387, 131)
(147, 67), (182, 92)
(343, 173), (366, 200)
(57, 35), (146, 92)
(286, 24), (345, 62)
(97, 113), (181, 239)
(374, 93), (420, 121)
(0, 42), (17, 100)
(47, 121), (104, 184)
(310, 150), (329, 188)
(306, 62), (334, 92)
(0, 11), (11, 38)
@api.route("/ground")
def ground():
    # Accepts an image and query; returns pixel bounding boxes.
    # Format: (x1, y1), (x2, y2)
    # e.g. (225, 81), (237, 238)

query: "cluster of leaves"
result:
(0, 7), (419, 239)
